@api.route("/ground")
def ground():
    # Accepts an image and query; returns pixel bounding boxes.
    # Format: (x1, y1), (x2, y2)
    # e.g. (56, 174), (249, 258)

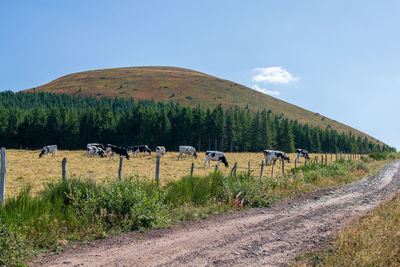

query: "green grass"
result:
(24, 66), (379, 143)
(0, 157), (388, 265)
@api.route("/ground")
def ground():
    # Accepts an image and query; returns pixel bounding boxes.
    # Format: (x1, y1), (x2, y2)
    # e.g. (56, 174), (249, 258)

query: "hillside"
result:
(25, 66), (379, 143)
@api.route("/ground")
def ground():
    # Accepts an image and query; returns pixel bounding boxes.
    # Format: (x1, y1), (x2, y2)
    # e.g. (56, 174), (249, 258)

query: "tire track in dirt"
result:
(29, 161), (400, 266)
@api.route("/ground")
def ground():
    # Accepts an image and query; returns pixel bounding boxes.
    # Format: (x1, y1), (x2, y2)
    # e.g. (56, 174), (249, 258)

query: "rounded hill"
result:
(26, 66), (379, 143)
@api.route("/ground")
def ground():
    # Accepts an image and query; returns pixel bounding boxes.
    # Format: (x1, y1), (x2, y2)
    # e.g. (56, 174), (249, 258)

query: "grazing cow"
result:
(87, 143), (111, 156)
(296, 148), (310, 162)
(108, 145), (130, 160)
(87, 146), (106, 158)
(129, 145), (151, 157)
(178, 146), (197, 160)
(263, 150), (290, 165)
(203, 151), (229, 168)
(155, 146), (166, 156)
(39, 145), (57, 158)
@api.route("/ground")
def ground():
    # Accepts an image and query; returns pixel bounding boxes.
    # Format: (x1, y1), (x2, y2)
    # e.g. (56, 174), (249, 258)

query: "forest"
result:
(0, 91), (393, 153)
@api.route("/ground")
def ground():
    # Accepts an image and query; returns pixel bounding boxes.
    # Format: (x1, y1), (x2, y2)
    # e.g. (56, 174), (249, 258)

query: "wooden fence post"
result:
(215, 163), (219, 172)
(325, 152), (328, 165)
(0, 148), (6, 205)
(62, 158), (67, 181)
(335, 152), (337, 161)
(230, 162), (236, 176)
(118, 157), (123, 180)
(281, 159), (285, 176)
(155, 154), (160, 182)
(271, 161), (275, 178)
(190, 162), (194, 177)
(321, 155), (324, 164)
(248, 161), (250, 176)
(295, 158), (297, 168)
(260, 160), (264, 179)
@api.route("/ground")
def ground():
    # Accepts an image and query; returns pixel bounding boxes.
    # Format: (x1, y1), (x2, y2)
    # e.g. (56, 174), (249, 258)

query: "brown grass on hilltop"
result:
(24, 66), (379, 143)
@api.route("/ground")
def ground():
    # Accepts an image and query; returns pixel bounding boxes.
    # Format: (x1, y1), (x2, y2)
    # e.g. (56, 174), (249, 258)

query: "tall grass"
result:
(165, 172), (273, 208)
(302, 193), (400, 266)
(369, 151), (400, 161)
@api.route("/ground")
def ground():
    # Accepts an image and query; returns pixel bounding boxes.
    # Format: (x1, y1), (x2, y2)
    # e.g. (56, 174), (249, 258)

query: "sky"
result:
(1, 1), (399, 150)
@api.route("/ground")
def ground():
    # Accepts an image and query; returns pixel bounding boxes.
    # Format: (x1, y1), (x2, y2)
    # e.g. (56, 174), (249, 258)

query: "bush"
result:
(0, 220), (33, 266)
(368, 152), (400, 161)
(96, 178), (169, 230)
(165, 172), (272, 208)
(165, 174), (215, 206)
(360, 156), (371, 163)
(291, 161), (349, 183)
(222, 174), (273, 208)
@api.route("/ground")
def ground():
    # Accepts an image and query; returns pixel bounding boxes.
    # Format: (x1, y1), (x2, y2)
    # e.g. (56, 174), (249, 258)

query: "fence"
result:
(0, 149), (365, 202)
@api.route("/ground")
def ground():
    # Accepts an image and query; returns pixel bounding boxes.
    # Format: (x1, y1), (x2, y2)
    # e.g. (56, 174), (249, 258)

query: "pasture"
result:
(4, 149), (355, 198)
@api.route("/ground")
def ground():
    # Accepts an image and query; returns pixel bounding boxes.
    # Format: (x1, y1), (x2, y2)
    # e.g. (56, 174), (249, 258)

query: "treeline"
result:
(0, 91), (394, 153)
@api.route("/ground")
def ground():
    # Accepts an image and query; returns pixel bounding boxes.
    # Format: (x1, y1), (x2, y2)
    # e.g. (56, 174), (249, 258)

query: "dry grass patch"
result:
(301, 192), (400, 266)
(4, 150), (356, 198)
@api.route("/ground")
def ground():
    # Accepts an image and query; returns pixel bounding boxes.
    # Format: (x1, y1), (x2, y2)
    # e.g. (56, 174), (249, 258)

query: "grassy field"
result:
(24, 66), (379, 143)
(4, 150), (356, 198)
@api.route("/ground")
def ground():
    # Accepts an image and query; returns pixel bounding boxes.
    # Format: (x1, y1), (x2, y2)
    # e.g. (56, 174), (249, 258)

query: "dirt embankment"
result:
(30, 161), (400, 266)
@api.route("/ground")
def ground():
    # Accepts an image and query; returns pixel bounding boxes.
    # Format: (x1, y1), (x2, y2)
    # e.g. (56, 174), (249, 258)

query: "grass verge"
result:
(296, 192), (400, 266)
(0, 155), (395, 265)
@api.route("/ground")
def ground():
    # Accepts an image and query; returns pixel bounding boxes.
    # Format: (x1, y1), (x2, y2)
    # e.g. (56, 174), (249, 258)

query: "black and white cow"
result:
(203, 151), (229, 168)
(155, 146), (166, 156)
(108, 144), (130, 160)
(39, 145), (57, 158)
(87, 143), (111, 156)
(263, 150), (290, 165)
(87, 146), (106, 158)
(129, 145), (151, 157)
(296, 148), (310, 162)
(178, 146), (197, 160)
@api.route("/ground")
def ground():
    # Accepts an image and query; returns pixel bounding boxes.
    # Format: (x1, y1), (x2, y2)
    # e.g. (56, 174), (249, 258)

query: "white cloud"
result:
(250, 84), (280, 96)
(252, 67), (299, 84)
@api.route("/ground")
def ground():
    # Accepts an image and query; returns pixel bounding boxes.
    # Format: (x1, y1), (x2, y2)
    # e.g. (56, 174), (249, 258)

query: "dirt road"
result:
(30, 160), (400, 266)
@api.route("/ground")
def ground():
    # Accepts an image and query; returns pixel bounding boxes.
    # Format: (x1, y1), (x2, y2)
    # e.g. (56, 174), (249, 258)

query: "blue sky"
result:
(1, 1), (399, 150)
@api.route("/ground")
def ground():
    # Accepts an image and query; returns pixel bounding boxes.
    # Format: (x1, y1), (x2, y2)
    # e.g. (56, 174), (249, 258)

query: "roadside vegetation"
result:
(295, 152), (400, 266)
(0, 153), (397, 265)
(297, 192), (400, 266)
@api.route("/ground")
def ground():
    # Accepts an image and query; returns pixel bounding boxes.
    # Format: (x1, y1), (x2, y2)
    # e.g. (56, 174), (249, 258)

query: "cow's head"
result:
(193, 151), (198, 159)
(305, 153), (310, 160)
(99, 150), (106, 158)
(283, 154), (290, 163)
(126, 154), (130, 160)
(39, 149), (45, 158)
(220, 156), (229, 167)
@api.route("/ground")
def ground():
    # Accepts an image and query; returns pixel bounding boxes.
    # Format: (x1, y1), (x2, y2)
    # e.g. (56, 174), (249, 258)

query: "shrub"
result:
(165, 174), (215, 206)
(165, 172), (272, 208)
(96, 178), (169, 230)
(222, 174), (272, 208)
(369, 152), (389, 161)
(0, 220), (33, 266)
(368, 152), (400, 161)
(360, 156), (371, 163)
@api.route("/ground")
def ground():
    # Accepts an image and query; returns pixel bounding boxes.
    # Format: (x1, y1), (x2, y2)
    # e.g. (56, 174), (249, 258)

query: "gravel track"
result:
(30, 160), (400, 266)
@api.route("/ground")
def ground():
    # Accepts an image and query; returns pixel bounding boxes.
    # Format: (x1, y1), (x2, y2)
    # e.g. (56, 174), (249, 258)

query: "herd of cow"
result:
(39, 144), (311, 168)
